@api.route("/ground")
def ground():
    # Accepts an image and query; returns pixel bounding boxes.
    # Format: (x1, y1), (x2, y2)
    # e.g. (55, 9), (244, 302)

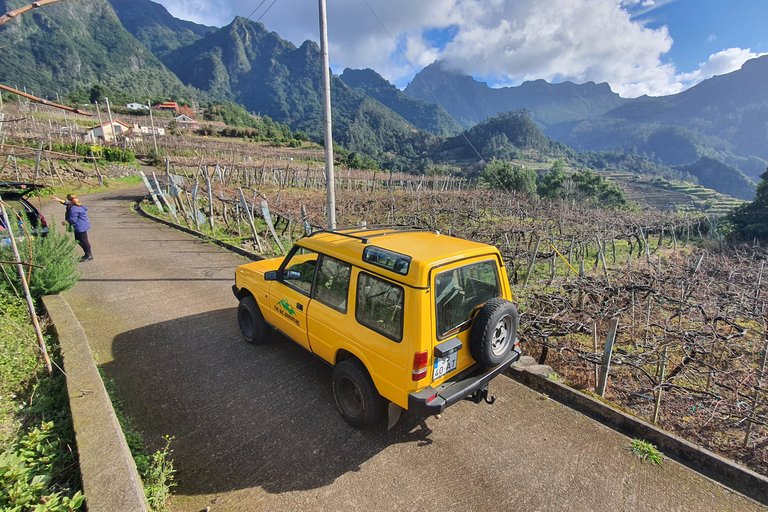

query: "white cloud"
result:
(677, 48), (767, 87)
(150, 0), (762, 99)
(707, 34), (717, 42)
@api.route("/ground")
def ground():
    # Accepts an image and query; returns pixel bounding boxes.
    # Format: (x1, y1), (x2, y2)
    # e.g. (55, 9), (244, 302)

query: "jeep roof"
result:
(296, 226), (504, 288)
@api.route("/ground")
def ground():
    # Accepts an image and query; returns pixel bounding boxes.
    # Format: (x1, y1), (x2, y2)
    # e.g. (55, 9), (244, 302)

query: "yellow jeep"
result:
(232, 226), (520, 429)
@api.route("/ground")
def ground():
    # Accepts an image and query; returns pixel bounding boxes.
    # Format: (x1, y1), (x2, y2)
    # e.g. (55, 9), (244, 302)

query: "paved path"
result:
(44, 185), (765, 512)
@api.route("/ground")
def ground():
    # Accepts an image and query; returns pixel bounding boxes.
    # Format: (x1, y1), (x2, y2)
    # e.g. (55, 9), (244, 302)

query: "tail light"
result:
(39, 214), (48, 228)
(412, 350), (429, 381)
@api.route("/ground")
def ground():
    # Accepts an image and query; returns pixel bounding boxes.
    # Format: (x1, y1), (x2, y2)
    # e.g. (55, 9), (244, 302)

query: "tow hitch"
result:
(464, 385), (496, 405)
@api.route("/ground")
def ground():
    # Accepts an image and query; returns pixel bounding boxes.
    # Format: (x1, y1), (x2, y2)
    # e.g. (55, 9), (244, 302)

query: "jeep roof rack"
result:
(307, 225), (432, 244)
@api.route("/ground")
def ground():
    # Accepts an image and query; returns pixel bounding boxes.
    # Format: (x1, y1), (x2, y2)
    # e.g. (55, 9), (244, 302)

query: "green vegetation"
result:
(0, 224), (80, 300)
(0, 295), (83, 510)
(625, 439), (664, 467)
(0, 0), (201, 102)
(479, 158), (537, 196)
(727, 168), (768, 240)
(479, 157), (626, 207)
(101, 372), (176, 512)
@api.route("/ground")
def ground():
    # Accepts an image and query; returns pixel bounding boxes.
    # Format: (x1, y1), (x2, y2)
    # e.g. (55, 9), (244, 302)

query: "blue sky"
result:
(153, 0), (766, 98)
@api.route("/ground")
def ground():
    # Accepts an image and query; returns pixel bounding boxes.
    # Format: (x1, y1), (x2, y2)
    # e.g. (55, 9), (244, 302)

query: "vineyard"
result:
(2, 104), (767, 477)
(135, 155), (768, 478)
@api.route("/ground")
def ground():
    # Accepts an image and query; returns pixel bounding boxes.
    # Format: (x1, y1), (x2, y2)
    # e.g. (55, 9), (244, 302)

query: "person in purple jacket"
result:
(53, 194), (93, 261)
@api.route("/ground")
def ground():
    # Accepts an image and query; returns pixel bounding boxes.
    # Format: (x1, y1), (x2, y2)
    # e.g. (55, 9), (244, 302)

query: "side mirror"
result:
(264, 270), (277, 281)
(284, 270), (301, 280)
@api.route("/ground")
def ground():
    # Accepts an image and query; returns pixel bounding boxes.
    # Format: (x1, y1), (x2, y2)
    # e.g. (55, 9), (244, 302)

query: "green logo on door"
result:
(277, 298), (296, 316)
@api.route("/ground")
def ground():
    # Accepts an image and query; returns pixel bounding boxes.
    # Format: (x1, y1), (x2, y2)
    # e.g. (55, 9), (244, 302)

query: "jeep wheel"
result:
(470, 298), (518, 367)
(237, 296), (269, 345)
(332, 359), (383, 429)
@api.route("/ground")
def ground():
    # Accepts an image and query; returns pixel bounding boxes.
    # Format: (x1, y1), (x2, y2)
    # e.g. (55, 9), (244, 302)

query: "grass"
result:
(100, 369), (176, 512)
(625, 439), (664, 466)
(0, 294), (84, 510)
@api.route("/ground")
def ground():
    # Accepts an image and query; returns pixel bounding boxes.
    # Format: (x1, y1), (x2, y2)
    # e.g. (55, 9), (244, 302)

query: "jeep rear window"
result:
(362, 246), (410, 275)
(356, 272), (404, 342)
(435, 260), (501, 338)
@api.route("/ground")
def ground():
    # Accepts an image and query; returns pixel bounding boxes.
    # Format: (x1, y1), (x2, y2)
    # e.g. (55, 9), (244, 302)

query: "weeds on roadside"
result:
(100, 370), (176, 511)
(1, 294), (84, 510)
(626, 439), (664, 466)
(145, 436), (176, 512)
(0, 422), (85, 511)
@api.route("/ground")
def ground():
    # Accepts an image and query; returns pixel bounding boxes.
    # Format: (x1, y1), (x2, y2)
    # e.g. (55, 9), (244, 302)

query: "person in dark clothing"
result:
(53, 194), (93, 261)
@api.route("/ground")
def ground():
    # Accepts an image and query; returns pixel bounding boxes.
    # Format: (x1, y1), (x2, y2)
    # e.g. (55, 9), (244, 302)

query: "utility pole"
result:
(318, 0), (336, 230)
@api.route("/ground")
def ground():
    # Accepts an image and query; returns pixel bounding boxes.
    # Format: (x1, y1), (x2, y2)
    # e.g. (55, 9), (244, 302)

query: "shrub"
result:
(0, 220), (80, 299)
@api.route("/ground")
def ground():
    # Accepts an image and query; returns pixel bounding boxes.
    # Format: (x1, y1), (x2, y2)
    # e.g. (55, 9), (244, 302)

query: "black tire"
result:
(237, 295), (269, 345)
(332, 359), (384, 429)
(470, 298), (518, 367)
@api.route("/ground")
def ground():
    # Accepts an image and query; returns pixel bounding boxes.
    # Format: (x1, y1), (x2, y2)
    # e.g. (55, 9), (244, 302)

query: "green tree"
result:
(727, 168), (768, 240)
(538, 160), (567, 198)
(0, 223), (80, 299)
(480, 159), (537, 196)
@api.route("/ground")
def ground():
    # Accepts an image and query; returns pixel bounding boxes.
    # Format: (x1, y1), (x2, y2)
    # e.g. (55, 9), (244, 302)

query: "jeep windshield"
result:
(435, 260), (502, 338)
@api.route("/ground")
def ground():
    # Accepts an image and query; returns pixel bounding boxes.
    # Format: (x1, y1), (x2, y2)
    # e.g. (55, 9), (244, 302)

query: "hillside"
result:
(0, 0), (196, 100)
(404, 60), (627, 130)
(159, 16), (441, 161)
(405, 57), (768, 198)
(340, 68), (462, 137)
(108, 0), (215, 56)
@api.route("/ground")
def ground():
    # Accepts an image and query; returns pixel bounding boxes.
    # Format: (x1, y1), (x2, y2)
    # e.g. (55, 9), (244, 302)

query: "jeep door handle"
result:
(296, 302), (304, 312)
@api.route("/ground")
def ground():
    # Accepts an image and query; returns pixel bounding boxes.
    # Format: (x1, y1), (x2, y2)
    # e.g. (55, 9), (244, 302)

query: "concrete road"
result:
(44, 185), (765, 512)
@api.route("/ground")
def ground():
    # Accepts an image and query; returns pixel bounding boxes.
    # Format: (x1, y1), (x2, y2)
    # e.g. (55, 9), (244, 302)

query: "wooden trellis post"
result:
(238, 188), (265, 253)
(596, 318), (619, 397)
(0, 199), (51, 373)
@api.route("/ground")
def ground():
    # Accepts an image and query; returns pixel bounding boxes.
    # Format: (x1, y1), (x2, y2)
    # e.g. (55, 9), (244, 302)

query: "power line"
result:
(359, 0), (509, 192)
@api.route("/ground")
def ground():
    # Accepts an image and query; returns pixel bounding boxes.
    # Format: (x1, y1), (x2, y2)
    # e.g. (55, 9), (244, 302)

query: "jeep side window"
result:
(355, 272), (404, 342)
(315, 256), (352, 313)
(435, 260), (501, 338)
(281, 248), (318, 296)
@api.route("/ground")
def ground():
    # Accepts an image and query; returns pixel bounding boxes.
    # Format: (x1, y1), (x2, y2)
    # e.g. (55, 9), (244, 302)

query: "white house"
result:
(131, 122), (165, 136)
(174, 114), (199, 130)
(126, 103), (149, 110)
(84, 120), (131, 143)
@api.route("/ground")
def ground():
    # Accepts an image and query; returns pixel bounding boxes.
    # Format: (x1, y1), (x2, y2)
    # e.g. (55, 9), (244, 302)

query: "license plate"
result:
(433, 351), (458, 380)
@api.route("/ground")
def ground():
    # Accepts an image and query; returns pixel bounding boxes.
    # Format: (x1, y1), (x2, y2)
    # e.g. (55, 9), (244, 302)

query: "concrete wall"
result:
(43, 294), (148, 512)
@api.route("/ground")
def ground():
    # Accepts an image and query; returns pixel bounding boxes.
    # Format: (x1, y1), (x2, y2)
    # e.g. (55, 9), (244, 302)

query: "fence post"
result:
(596, 318), (619, 397)
(238, 188), (265, 253)
(745, 338), (768, 446)
(523, 236), (542, 288)
(652, 345), (669, 424)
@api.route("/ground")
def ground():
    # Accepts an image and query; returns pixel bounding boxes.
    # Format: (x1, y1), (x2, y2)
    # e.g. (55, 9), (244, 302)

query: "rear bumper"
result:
(408, 345), (520, 416)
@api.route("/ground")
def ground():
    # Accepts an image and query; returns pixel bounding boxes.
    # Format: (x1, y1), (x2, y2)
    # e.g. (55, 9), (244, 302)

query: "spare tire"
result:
(470, 298), (518, 367)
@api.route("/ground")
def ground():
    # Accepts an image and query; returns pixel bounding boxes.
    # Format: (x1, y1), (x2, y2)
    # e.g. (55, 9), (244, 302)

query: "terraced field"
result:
(599, 171), (745, 214)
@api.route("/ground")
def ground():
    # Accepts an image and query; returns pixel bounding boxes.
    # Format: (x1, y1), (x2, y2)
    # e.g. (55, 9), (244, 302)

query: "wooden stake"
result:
(652, 345), (669, 424)
(0, 199), (51, 373)
(596, 318), (619, 397)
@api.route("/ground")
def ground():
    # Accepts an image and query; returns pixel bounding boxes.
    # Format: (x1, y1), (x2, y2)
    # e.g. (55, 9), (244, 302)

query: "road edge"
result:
(42, 294), (148, 512)
(133, 201), (263, 261)
(505, 364), (768, 506)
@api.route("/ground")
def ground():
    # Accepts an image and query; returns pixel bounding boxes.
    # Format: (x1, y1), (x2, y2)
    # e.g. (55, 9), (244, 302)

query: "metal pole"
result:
(318, 0), (336, 230)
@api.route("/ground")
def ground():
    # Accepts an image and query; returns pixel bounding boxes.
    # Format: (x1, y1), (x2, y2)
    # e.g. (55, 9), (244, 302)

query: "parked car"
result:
(0, 182), (49, 245)
(233, 226), (521, 429)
